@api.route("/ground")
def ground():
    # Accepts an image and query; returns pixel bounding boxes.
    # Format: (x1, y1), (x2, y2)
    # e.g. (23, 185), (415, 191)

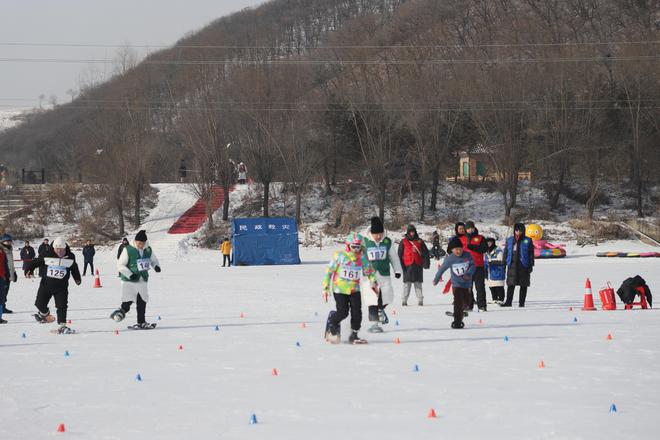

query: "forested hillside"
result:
(1, 0), (658, 235)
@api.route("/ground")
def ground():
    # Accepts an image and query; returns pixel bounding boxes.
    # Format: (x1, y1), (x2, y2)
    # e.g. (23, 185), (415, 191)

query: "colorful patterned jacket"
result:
(322, 250), (378, 296)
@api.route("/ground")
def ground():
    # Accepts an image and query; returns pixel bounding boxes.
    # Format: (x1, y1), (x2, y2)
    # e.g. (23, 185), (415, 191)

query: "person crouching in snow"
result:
(322, 232), (378, 344)
(111, 230), (161, 329)
(484, 237), (506, 304)
(28, 237), (81, 334)
(433, 237), (475, 329)
(361, 216), (402, 333)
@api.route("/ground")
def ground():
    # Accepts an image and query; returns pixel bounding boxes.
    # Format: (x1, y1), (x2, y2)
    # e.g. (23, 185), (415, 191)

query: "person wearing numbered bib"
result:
(111, 230), (161, 329)
(322, 232), (378, 344)
(361, 216), (402, 333)
(433, 237), (476, 329)
(27, 236), (81, 334)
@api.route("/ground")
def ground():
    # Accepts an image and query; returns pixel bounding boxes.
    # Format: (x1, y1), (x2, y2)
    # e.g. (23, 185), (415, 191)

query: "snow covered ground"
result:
(1, 237), (659, 439)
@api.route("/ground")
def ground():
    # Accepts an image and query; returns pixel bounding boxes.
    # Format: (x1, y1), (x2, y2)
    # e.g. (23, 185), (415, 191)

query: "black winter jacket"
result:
(27, 246), (81, 290)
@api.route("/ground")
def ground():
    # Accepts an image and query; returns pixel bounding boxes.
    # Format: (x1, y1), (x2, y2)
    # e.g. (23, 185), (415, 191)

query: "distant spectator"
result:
(237, 162), (248, 184)
(0, 234), (17, 314)
(82, 240), (96, 276)
(179, 159), (188, 183)
(117, 237), (129, 260)
(37, 238), (49, 277)
(20, 241), (36, 278)
(221, 238), (232, 267)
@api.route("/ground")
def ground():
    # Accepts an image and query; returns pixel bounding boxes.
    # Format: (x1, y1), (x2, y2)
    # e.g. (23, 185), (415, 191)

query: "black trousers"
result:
(222, 255), (231, 267)
(489, 286), (505, 302)
(330, 292), (362, 332)
(35, 286), (69, 324)
(83, 261), (94, 276)
(120, 294), (147, 324)
(368, 289), (386, 322)
(452, 287), (472, 325)
(1, 281), (9, 306)
(471, 267), (487, 309)
(505, 286), (528, 307)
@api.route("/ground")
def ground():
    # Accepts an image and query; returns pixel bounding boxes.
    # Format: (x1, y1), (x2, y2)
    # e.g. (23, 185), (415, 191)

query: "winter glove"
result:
(12, 272), (17, 282)
(154, 266), (161, 273)
(129, 273), (140, 281)
(529, 267), (533, 274)
(75, 279), (81, 286)
(394, 273), (401, 279)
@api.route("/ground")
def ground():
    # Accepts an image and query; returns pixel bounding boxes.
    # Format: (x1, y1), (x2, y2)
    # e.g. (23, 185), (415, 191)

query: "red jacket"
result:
(459, 234), (487, 267)
(0, 250), (6, 279)
(401, 238), (424, 267)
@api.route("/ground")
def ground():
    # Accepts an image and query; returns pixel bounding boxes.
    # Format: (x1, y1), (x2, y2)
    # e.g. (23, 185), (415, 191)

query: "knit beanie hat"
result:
(465, 220), (476, 230)
(447, 236), (463, 253)
(135, 230), (148, 242)
(514, 223), (526, 234)
(370, 216), (384, 234)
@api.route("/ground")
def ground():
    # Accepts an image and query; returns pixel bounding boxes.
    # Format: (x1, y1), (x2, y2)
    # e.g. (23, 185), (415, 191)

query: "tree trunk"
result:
(636, 175), (644, 217)
(222, 185), (230, 221)
(117, 200), (125, 237)
(295, 189), (302, 225)
(263, 181), (270, 217)
(323, 162), (332, 196)
(419, 185), (426, 222)
(378, 184), (386, 222)
(430, 166), (439, 211)
(549, 167), (565, 210)
(206, 197), (215, 229)
(133, 183), (141, 229)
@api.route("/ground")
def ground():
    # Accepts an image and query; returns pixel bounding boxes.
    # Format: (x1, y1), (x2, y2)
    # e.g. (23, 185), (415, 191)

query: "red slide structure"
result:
(168, 186), (227, 234)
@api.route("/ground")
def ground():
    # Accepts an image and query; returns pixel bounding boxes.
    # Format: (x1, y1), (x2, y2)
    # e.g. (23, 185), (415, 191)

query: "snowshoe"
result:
(110, 309), (126, 322)
(128, 322), (157, 330)
(445, 311), (469, 318)
(378, 308), (389, 325)
(368, 323), (384, 333)
(51, 325), (76, 335)
(348, 331), (368, 345)
(34, 313), (55, 323)
(324, 311), (340, 344)
(451, 321), (465, 329)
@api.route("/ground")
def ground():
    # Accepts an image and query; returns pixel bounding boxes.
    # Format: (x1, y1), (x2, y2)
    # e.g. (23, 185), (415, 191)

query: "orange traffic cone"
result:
(272, 368), (278, 376)
(538, 360), (546, 369)
(581, 278), (597, 311)
(93, 269), (102, 288)
(394, 337), (401, 345)
(427, 408), (437, 418)
(57, 423), (66, 433)
(240, 312), (245, 318)
(607, 333), (613, 340)
(300, 322), (306, 328)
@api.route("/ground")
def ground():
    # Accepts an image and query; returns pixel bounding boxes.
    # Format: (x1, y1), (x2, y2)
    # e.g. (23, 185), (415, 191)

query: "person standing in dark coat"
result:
(502, 223), (535, 307)
(82, 240), (96, 276)
(20, 241), (36, 278)
(117, 237), (129, 259)
(463, 221), (489, 311)
(37, 238), (50, 278)
(398, 224), (430, 306)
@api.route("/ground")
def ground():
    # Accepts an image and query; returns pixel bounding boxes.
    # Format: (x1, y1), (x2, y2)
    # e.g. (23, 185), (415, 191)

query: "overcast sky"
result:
(0, 0), (265, 109)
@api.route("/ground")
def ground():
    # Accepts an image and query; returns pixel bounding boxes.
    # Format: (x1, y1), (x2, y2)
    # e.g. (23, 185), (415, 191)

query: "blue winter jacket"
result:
(506, 236), (533, 268)
(485, 248), (506, 281)
(433, 252), (476, 289)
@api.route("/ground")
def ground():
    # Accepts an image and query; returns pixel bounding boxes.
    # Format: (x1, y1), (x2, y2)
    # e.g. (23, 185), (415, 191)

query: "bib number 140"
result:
(137, 259), (151, 271)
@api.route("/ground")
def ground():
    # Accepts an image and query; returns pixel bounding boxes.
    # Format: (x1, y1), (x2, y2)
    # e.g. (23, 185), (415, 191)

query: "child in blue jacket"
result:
(484, 238), (506, 304)
(433, 237), (476, 328)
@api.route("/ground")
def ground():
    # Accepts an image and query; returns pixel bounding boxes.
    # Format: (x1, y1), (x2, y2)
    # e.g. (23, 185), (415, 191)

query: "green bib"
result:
(119, 245), (152, 282)
(362, 236), (392, 276)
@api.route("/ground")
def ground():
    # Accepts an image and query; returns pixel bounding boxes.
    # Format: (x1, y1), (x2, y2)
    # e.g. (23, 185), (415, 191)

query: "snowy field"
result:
(1, 237), (659, 439)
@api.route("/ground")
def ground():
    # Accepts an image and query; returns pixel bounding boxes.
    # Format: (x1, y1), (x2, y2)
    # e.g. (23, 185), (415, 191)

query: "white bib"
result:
(451, 261), (470, 276)
(47, 266), (67, 279)
(339, 264), (361, 281)
(367, 246), (387, 261)
(136, 258), (151, 271)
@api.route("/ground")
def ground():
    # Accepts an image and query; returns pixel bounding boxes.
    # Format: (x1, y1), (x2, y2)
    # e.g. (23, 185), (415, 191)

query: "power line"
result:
(0, 56), (657, 65)
(0, 41), (658, 49)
